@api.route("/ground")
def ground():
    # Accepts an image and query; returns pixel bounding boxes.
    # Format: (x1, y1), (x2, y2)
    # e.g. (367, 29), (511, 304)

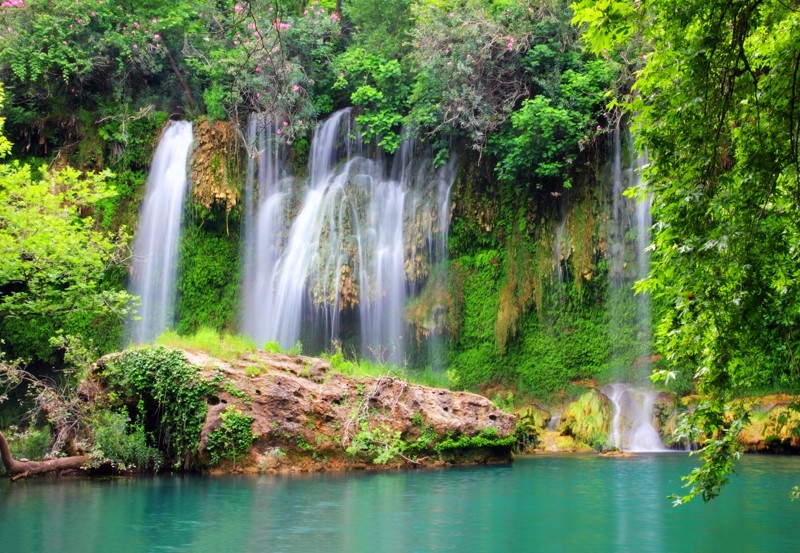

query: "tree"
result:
(572, 0), (800, 502)
(0, 80), (133, 370)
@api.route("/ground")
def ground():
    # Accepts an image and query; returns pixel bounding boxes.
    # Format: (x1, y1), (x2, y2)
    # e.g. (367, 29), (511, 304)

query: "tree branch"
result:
(0, 430), (89, 481)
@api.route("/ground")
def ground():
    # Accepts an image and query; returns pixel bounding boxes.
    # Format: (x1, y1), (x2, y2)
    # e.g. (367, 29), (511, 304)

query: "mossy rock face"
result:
(738, 397), (800, 452)
(558, 388), (613, 449)
(537, 430), (593, 452)
(652, 392), (675, 434)
(190, 118), (240, 213)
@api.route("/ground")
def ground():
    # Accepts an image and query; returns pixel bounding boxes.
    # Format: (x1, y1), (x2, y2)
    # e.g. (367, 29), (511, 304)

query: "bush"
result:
(93, 411), (163, 471)
(206, 407), (256, 467)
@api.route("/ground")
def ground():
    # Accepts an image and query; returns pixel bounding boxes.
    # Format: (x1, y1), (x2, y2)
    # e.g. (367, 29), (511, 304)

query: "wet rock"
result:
(181, 349), (516, 471)
(558, 388), (613, 449)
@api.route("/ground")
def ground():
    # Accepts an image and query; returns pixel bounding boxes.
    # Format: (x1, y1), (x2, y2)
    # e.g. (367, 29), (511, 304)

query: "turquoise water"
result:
(1, 454), (798, 552)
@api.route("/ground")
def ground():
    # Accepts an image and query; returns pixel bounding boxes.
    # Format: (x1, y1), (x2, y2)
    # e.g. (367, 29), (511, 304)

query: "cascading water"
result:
(127, 121), (194, 344)
(604, 383), (666, 452)
(241, 116), (295, 345)
(240, 110), (456, 365)
(606, 125), (653, 365)
(601, 126), (664, 451)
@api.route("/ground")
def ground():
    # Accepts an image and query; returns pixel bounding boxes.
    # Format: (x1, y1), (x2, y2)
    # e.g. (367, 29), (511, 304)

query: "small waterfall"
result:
(604, 383), (666, 452)
(606, 124), (652, 371)
(127, 121), (194, 344)
(240, 110), (456, 364)
(241, 116), (295, 345)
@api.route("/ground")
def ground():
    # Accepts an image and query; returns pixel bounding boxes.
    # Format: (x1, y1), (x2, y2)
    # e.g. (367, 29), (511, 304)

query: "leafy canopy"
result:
(572, 0), (800, 502)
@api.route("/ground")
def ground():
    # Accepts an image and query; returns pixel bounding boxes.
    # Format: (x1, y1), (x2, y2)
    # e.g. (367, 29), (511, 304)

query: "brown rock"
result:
(181, 349), (516, 472)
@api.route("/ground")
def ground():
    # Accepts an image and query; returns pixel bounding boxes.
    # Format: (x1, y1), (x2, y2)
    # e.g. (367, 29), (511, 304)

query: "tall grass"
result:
(156, 327), (258, 362)
(154, 328), (455, 389)
(321, 349), (454, 389)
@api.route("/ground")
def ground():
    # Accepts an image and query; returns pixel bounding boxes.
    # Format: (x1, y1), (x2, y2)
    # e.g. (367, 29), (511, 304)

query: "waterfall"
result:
(240, 110), (456, 364)
(241, 116), (295, 346)
(606, 125), (652, 372)
(127, 121), (194, 344)
(604, 383), (666, 452)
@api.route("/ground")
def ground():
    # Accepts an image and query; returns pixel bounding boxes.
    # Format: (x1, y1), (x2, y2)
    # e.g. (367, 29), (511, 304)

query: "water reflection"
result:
(1, 455), (798, 552)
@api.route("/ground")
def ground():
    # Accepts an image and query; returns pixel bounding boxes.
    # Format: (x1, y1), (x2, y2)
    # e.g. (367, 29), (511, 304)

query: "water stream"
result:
(240, 110), (456, 364)
(127, 121), (194, 344)
(604, 383), (666, 452)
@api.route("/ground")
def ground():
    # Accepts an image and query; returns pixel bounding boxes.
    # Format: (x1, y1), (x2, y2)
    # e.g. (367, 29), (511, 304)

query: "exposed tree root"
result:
(0, 430), (89, 481)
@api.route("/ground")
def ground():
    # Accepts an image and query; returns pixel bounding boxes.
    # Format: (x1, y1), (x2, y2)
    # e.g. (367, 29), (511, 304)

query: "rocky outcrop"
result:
(558, 388), (614, 449)
(737, 395), (800, 453)
(180, 349), (516, 472)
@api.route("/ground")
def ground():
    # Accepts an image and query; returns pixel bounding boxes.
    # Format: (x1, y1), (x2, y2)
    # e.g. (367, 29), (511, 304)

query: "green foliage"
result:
(433, 427), (516, 454)
(206, 406), (257, 467)
(346, 421), (405, 464)
(156, 328), (258, 362)
(333, 47), (408, 151)
(669, 401), (748, 505)
(263, 341), (282, 354)
(99, 346), (212, 468)
(558, 388), (613, 450)
(0, 89), (133, 362)
(346, 421), (513, 464)
(2, 425), (51, 462)
(573, 0), (800, 500)
(343, 0), (411, 60)
(92, 410), (163, 471)
(175, 226), (241, 334)
(98, 111), (169, 170)
(492, 61), (613, 188)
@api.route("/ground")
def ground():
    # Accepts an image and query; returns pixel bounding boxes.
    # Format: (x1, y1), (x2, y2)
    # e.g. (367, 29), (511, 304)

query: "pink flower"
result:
(292, 84), (300, 92)
(234, 4), (244, 13)
(255, 67), (261, 72)
(276, 129), (282, 135)
(282, 121), (288, 126)
(62, 40), (67, 45)
(153, 33), (160, 40)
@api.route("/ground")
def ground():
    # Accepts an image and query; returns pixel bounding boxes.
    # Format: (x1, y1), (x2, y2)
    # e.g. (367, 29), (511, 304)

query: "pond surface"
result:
(1, 454), (798, 552)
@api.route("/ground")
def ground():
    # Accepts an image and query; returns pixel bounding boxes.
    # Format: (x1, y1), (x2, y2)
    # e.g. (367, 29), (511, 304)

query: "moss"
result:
(558, 388), (614, 449)
(567, 186), (598, 291)
(405, 262), (464, 344)
(175, 224), (241, 334)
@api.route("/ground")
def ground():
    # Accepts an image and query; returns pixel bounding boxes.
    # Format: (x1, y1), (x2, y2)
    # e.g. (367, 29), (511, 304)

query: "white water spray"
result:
(127, 121), (194, 344)
(240, 110), (456, 364)
(604, 383), (666, 452)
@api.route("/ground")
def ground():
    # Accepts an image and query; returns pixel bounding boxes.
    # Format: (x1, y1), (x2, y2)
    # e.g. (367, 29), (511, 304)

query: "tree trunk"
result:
(0, 430), (89, 481)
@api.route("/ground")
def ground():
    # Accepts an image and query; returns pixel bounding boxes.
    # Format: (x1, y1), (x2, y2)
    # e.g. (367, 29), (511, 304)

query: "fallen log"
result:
(0, 430), (89, 481)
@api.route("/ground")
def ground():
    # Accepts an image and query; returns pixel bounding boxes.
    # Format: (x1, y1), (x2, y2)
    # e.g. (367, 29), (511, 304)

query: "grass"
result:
(156, 327), (258, 362)
(153, 329), (455, 390)
(321, 349), (454, 389)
